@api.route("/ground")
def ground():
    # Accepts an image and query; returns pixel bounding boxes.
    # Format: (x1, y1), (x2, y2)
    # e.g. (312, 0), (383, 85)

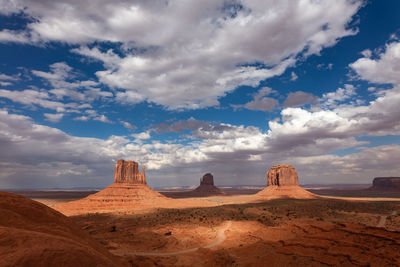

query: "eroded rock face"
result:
(200, 173), (214, 185)
(371, 177), (400, 190)
(114, 159), (146, 184)
(267, 164), (299, 186)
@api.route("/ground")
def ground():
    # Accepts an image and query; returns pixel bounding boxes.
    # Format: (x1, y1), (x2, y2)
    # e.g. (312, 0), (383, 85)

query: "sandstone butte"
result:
(256, 164), (315, 199)
(0, 191), (124, 267)
(186, 173), (226, 197)
(55, 160), (210, 216)
(370, 177), (400, 191)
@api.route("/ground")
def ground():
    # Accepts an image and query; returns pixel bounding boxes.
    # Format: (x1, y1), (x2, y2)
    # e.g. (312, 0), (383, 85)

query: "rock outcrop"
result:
(56, 160), (210, 215)
(0, 191), (122, 266)
(200, 173), (214, 185)
(114, 159), (146, 184)
(191, 173), (225, 196)
(267, 164), (299, 186)
(370, 177), (400, 191)
(257, 164), (315, 199)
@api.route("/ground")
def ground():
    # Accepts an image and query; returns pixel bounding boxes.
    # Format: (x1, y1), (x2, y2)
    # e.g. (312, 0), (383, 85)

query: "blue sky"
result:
(1, 0), (400, 189)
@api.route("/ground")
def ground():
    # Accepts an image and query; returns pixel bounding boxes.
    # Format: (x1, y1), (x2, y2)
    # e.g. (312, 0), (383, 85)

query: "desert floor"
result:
(10, 190), (400, 266)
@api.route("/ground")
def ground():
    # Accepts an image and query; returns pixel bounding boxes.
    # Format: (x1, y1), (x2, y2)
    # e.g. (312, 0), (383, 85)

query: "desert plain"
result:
(1, 161), (400, 267)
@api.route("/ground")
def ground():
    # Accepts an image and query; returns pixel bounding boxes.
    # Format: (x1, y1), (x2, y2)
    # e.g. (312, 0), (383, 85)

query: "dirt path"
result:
(377, 210), (398, 228)
(116, 220), (232, 257)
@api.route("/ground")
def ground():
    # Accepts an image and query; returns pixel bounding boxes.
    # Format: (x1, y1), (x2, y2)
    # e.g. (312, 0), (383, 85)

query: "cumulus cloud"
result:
(320, 84), (356, 107)
(32, 62), (112, 101)
(131, 131), (151, 140)
(0, 0), (362, 109)
(1, 100), (400, 188)
(1, 80), (400, 187)
(350, 41), (400, 85)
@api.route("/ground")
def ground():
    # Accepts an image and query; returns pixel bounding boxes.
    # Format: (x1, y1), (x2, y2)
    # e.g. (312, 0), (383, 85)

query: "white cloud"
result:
(350, 41), (400, 85)
(131, 131), (151, 140)
(44, 113), (64, 123)
(73, 116), (89, 121)
(0, 73), (19, 81)
(0, 29), (30, 43)
(94, 114), (112, 123)
(73, 110), (112, 124)
(2, 81), (400, 187)
(290, 71), (298, 81)
(121, 121), (136, 130)
(0, 81), (12, 86)
(32, 62), (111, 102)
(1, 0), (362, 109)
(0, 73), (20, 86)
(317, 63), (333, 70)
(0, 89), (66, 111)
(320, 84), (356, 107)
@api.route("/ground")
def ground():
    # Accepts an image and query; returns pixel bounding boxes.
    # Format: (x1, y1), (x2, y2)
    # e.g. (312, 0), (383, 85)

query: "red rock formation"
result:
(267, 164), (299, 186)
(192, 173), (225, 196)
(257, 164), (315, 199)
(114, 159), (146, 184)
(371, 177), (400, 191)
(201, 173), (214, 185)
(0, 191), (123, 266)
(56, 160), (211, 215)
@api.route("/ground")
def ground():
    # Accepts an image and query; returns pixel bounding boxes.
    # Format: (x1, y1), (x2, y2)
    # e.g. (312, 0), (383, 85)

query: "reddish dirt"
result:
(5, 187), (400, 266)
(55, 183), (213, 216)
(256, 185), (316, 199)
(70, 198), (400, 267)
(0, 191), (126, 267)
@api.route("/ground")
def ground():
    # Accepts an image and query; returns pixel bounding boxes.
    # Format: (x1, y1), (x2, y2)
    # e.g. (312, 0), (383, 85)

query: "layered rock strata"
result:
(257, 164), (314, 199)
(56, 160), (168, 215)
(267, 164), (299, 186)
(114, 159), (146, 184)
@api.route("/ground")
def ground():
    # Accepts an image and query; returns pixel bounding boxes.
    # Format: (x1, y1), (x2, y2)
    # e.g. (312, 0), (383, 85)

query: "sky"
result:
(0, 0), (400, 189)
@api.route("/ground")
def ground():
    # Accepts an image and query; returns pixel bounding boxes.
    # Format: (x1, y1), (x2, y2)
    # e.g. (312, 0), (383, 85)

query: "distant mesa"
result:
(267, 164), (299, 186)
(257, 164), (315, 199)
(191, 173), (226, 196)
(201, 173), (214, 185)
(370, 177), (400, 191)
